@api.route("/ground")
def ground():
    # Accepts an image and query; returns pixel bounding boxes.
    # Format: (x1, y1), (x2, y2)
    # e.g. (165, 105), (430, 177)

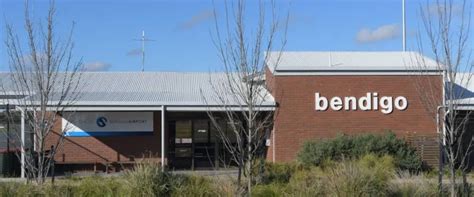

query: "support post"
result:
(6, 104), (10, 152)
(161, 106), (165, 170)
(20, 108), (25, 179)
(33, 111), (36, 152)
(439, 138), (443, 194)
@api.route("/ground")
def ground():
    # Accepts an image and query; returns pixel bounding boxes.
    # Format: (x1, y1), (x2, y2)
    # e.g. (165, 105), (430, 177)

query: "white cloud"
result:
(177, 10), (214, 30)
(127, 48), (142, 56)
(83, 62), (111, 72)
(356, 24), (400, 44)
(427, 3), (464, 17)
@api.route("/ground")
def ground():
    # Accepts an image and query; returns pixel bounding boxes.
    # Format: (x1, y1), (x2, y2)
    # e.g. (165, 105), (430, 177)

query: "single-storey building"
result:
(1, 51), (473, 175)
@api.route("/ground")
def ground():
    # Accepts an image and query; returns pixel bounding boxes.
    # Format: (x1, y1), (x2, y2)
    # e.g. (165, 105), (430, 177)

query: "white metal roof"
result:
(0, 72), (275, 109)
(449, 73), (474, 107)
(266, 51), (440, 73)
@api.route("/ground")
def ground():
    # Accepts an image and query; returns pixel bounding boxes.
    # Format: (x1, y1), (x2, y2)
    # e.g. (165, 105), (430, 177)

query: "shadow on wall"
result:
(52, 131), (163, 164)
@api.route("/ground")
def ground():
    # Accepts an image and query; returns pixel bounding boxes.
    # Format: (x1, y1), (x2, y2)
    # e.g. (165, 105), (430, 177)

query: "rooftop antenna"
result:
(133, 30), (155, 72)
(402, 0), (406, 51)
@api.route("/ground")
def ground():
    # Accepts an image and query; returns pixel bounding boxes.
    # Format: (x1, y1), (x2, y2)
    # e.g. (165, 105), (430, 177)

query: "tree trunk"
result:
(238, 160), (242, 186)
(247, 160), (252, 196)
(450, 163), (456, 197)
(462, 170), (468, 196)
(247, 116), (252, 196)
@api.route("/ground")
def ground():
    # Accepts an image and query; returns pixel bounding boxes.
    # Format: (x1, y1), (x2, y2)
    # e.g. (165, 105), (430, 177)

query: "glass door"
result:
(169, 120), (193, 169)
(169, 119), (219, 170)
(192, 120), (216, 169)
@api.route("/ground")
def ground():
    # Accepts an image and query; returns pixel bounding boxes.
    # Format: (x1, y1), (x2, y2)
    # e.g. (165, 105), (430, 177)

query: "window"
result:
(193, 120), (208, 143)
(0, 107), (6, 131)
(175, 120), (192, 144)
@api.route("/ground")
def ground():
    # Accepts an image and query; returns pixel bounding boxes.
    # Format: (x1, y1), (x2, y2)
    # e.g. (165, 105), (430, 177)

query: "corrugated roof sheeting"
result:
(266, 51), (440, 72)
(0, 72), (275, 107)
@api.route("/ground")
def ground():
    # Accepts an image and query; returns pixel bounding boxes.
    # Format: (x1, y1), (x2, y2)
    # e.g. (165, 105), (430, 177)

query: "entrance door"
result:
(168, 119), (218, 169)
(192, 120), (217, 169)
(169, 120), (193, 169)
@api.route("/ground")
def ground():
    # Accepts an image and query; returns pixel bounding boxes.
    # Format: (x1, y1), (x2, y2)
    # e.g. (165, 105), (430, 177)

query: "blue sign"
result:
(63, 112), (154, 137)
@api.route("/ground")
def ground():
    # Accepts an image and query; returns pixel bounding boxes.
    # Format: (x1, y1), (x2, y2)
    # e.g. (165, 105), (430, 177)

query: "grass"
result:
(387, 171), (440, 197)
(252, 154), (441, 197)
(0, 155), (460, 197)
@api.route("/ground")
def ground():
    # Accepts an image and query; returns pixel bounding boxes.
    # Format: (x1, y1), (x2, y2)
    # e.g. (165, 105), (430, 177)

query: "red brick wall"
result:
(46, 111), (166, 164)
(267, 74), (442, 162)
(265, 67), (275, 95)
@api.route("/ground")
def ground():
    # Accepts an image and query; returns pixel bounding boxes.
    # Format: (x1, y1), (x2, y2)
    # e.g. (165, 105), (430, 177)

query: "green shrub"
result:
(0, 182), (76, 197)
(42, 184), (75, 197)
(259, 162), (299, 184)
(124, 162), (184, 197)
(255, 163), (325, 196)
(297, 134), (351, 166)
(252, 183), (284, 197)
(297, 132), (422, 171)
(387, 171), (440, 197)
(284, 167), (324, 196)
(172, 175), (219, 197)
(358, 154), (395, 170)
(253, 169), (325, 197)
(211, 177), (240, 196)
(358, 154), (395, 183)
(72, 176), (125, 197)
(0, 182), (35, 197)
(323, 158), (389, 197)
(254, 155), (394, 196)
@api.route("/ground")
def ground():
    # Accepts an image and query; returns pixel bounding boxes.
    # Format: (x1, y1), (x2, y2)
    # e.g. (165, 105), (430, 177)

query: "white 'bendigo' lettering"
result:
(315, 92), (408, 114)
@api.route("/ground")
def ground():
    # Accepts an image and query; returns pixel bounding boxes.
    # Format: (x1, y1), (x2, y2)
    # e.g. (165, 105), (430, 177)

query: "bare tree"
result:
(3, 0), (83, 184)
(204, 0), (287, 195)
(411, 0), (472, 195)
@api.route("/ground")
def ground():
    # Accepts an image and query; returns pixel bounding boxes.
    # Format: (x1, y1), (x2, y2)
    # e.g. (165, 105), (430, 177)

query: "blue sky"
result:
(1, 0), (472, 72)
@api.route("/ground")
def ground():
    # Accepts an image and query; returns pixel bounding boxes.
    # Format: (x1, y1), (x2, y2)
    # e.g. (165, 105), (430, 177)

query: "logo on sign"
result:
(96, 117), (108, 127)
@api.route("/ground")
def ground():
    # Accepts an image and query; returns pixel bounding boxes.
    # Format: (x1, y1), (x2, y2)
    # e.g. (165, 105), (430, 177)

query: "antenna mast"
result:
(402, 0), (406, 51)
(134, 30), (155, 72)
